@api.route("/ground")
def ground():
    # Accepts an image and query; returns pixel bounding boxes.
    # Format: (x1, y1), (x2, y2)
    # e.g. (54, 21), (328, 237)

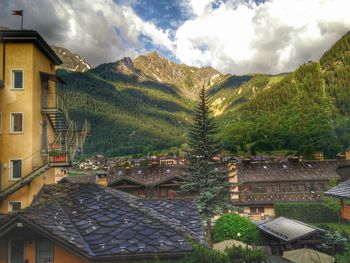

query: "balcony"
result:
(48, 120), (91, 166)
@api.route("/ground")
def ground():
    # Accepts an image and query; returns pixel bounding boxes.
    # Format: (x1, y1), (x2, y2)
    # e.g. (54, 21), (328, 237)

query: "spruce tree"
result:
(180, 87), (232, 245)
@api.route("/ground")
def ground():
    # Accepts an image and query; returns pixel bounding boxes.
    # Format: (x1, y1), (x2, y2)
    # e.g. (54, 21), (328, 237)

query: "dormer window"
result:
(11, 69), (24, 90)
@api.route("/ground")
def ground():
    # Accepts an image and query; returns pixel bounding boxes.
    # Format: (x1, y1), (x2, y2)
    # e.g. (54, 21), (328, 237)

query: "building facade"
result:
(229, 160), (350, 220)
(0, 30), (90, 214)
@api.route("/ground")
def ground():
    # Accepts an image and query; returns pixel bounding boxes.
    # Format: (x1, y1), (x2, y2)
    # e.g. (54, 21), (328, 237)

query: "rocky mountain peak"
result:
(51, 45), (94, 72)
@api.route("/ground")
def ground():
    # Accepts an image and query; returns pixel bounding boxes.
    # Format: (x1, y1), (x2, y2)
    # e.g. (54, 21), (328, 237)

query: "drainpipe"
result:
(1, 36), (5, 88)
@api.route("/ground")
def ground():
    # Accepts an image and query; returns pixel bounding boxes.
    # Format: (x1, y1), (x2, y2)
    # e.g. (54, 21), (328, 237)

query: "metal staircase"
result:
(41, 93), (70, 133)
(0, 151), (50, 202)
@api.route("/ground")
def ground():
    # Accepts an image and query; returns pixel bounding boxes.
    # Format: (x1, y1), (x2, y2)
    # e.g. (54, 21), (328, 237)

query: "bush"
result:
(274, 202), (339, 223)
(140, 244), (267, 263)
(213, 213), (263, 245)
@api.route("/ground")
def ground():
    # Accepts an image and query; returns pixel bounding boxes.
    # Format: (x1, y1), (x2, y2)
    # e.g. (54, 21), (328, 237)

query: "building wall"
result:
(0, 237), (88, 263)
(0, 42), (58, 213)
(0, 168), (55, 213)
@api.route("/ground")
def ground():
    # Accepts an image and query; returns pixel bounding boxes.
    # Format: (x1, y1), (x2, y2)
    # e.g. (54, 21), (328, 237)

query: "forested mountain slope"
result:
(56, 31), (350, 158)
(219, 31), (350, 158)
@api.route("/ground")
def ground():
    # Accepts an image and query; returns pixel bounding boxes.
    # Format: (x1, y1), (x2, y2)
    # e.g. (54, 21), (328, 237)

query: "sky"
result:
(0, 0), (350, 74)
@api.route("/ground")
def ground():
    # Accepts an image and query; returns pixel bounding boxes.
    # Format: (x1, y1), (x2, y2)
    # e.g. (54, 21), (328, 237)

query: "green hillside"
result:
(57, 64), (192, 156)
(57, 31), (350, 158)
(219, 31), (350, 158)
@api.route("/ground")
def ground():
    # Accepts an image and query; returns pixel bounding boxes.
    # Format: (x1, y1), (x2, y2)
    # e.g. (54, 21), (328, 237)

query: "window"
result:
(10, 159), (22, 180)
(10, 113), (23, 133)
(9, 201), (21, 212)
(11, 70), (24, 89)
(0, 112), (2, 134)
(250, 207), (265, 215)
(36, 238), (53, 263)
(9, 239), (24, 263)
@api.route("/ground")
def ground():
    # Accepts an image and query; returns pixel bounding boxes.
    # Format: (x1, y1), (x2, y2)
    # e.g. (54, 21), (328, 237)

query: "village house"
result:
(107, 166), (189, 198)
(229, 159), (350, 220)
(325, 178), (350, 221)
(0, 183), (205, 263)
(0, 30), (90, 214)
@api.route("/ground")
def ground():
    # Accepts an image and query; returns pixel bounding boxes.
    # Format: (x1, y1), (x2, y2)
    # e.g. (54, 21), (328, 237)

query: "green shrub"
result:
(274, 202), (339, 223)
(213, 213), (263, 245)
(140, 243), (268, 263)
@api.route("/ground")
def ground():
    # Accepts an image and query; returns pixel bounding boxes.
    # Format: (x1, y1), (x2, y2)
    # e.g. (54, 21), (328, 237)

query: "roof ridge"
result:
(52, 198), (95, 256)
(103, 187), (203, 242)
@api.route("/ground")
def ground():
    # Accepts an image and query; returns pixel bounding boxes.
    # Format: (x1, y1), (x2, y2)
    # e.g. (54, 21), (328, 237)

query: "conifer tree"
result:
(180, 87), (232, 245)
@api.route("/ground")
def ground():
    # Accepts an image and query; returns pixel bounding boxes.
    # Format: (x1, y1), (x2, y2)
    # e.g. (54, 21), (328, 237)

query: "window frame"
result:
(0, 112), (2, 134)
(9, 159), (23, 181)
(10, 112), (24, 134)
(36, 237), (54, 263)
(10, 69), (24, 90)
(8, 238), (24, 263)
(8, 201), (22, 213)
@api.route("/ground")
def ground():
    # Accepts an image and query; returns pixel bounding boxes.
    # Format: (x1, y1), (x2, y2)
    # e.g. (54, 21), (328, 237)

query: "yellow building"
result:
(0, 30), (90, 214)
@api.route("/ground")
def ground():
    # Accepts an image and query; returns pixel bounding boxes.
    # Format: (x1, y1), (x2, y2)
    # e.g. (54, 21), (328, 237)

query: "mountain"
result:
(218, 31), (350, 158)
(133, 51), (225, 98)
(51, 45), (93, 72)
(54, 31), (350, 158)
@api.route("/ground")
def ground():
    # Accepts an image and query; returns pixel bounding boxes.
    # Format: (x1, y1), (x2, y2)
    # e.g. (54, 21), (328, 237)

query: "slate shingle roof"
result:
(0, 183), (204, 260)
(108, 166), (185, 187)
(258, 217), (324, 242)
(325, 179), (350, 199)
(60, 174), (97, 184)
(237, 160), (349, 183)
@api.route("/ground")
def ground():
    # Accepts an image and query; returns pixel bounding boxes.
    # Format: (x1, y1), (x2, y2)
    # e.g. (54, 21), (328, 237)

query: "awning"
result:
(258, 217), (325, 242)
(40, 72), (66, 84)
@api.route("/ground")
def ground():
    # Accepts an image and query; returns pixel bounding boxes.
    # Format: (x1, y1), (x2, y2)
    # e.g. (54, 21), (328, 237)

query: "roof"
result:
(108, 166), (185, 187)
(258, 217), (324, 242)
(283, 248), (334, 263)
(0, 183), (204, 260)
(237, 160), (349, 183)
(325, 178), (350, 199)
(0, 30), (62, 65)
(60, 174), (97, 184)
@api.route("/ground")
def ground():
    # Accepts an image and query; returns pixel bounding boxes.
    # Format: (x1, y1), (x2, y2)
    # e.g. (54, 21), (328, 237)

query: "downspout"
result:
(1, 36), (5, 87)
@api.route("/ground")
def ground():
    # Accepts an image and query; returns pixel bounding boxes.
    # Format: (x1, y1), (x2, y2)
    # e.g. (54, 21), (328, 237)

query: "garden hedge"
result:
(274, 202), (339, 223)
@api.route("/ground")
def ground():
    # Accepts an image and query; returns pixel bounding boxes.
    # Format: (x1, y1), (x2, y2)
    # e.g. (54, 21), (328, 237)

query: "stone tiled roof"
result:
(258, 217), (324, 242)
(108, 166), (185, 187)
(60, 174), (97, 184)
(0, 183), (204, 260)
(237, 160), (349, 183)
(325, 179), (350, 199)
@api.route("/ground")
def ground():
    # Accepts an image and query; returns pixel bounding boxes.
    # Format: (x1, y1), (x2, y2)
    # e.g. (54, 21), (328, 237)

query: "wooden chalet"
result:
(229, 160), (350, 220)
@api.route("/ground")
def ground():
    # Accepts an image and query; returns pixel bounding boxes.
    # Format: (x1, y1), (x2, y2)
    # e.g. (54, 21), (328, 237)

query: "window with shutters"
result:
(36, 238), (53, 263)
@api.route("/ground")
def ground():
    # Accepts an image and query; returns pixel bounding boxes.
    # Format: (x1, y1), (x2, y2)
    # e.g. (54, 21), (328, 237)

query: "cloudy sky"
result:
(0, 0), (350, 74)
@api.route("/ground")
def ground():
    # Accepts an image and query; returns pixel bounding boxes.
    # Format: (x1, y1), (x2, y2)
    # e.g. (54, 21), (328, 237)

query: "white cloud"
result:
(175, 0), (350, 74)
(1, 0), (350, 74)
(0, 0), (173, 65)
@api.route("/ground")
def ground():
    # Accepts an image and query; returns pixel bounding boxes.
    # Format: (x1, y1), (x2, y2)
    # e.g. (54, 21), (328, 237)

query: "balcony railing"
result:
(48, 119), (91, 166)
(235, 191), (324, 204)
(0, 150), (49, 201)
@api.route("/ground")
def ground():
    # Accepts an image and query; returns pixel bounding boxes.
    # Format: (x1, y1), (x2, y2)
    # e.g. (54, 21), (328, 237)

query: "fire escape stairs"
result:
(0, 163), (50, 202)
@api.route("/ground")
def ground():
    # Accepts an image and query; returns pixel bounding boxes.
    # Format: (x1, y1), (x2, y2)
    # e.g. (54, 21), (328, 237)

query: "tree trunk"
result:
(207, 218), (213, 247)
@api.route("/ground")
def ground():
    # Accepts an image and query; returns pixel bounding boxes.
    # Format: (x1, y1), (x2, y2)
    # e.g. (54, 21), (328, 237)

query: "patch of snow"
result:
(63, 52), (66, 55)
(156, 68), (159, 72)
(168, 61), (171, 66)
(152, 73), (162, 82)
(191, 69), (194, 73)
